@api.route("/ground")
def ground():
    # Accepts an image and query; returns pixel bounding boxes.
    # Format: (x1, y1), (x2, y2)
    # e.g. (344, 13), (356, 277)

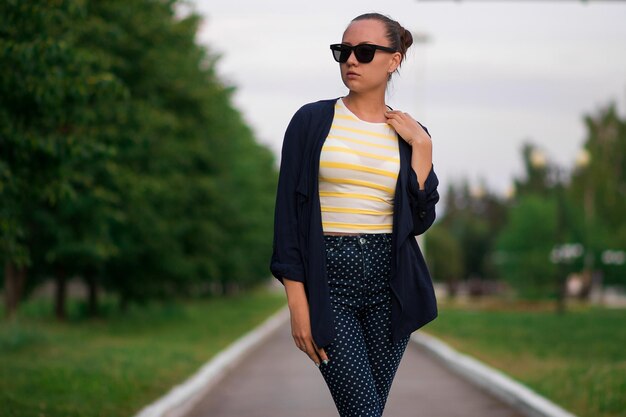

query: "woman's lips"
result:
(346, 72), (359, 78)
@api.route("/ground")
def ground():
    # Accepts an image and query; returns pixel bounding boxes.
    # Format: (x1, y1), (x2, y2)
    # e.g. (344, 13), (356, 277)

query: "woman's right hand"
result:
(283, 278), (329, 367)
(289, 301), (329, 366)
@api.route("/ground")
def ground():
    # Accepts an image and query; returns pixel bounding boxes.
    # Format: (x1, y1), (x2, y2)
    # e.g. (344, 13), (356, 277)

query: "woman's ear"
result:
(388, 52), (402, 73)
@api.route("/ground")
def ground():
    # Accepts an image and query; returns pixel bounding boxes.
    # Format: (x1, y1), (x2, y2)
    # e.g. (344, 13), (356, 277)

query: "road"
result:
(183, 322), (525, 417)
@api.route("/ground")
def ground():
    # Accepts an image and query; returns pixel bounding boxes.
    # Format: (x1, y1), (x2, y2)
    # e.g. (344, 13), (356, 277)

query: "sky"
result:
(191, 0), (626, 200)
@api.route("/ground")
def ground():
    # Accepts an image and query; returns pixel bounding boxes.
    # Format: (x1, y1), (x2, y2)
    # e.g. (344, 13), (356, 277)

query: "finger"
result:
(305, 349), (321, 366)
(385, 114), (399, 124)
(386, 118), (400, 130)
(305, 339), (322, 366)
(295, 337), (317, 364)
(313, 341), (330, 364)
(387, 119), (398, 130)
(385, 112), (404, 122)
(318, 347), (329, 363)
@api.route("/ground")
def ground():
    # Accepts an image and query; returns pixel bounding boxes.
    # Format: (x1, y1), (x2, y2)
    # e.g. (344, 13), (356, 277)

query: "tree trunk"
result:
(446, 277), (459, 298)
(54, 268), (67, 320)
(3, 262), (26, 319)
(86, 273), (99, 317)
(556, 267), (567, 315)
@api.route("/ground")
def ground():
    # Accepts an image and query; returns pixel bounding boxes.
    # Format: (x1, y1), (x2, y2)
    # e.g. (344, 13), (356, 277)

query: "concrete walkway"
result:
(183, 323), (525, 417)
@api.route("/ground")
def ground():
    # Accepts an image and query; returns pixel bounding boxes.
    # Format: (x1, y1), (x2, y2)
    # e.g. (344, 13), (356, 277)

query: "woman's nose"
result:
(345, 50), (359, 65)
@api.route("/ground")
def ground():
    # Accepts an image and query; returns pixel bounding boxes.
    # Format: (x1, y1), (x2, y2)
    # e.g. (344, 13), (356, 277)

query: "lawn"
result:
(0, 286), (287, 417)
(426, 298), (626, 417)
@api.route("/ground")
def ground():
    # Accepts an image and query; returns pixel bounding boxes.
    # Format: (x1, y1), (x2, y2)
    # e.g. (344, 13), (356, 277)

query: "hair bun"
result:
(400, 28), (413, 51)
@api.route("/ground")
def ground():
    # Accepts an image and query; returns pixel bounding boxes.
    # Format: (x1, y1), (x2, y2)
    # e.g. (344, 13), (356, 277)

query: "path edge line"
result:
(133, 304), (290, 417)
(411, 331), (579, 417)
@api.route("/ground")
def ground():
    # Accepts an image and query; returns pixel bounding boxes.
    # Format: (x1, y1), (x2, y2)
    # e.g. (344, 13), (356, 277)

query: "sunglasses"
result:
(330, 43), (397, 64)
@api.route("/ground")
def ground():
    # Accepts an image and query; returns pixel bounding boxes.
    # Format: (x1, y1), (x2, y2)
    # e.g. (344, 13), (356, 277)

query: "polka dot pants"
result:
(319, 233), (410, 417)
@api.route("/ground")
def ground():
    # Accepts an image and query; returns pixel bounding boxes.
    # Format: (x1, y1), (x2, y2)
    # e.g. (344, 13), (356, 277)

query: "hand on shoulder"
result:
(385, 110), (432, 150)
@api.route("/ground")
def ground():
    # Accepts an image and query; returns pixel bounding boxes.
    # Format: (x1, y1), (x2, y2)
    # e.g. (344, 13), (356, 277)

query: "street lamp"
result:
(574, 149), (592, 219)
(573, 148), (594, 298)
(575, 149), (591, 168)
(504, 183), (516, 200)
(470, 184), (486, 199)
(552, 161), (570, 313)
(530, 148), (547, 169)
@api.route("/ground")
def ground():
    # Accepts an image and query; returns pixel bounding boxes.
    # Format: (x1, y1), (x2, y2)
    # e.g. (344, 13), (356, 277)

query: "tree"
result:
(1, 0), (279, 319)
(494, 194), (559, 299)
(569, 100), (626, 287)
(0, 0), (125, 318)
(437, 179), (508, 293)
(425, 224), (463, 296)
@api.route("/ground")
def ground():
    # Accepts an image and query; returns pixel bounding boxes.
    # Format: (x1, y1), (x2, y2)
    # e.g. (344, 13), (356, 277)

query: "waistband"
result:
(323, 233), (392, 245)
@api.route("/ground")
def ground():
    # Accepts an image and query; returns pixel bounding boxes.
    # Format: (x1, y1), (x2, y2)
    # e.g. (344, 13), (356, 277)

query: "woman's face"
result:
(339, 19), (402, 93)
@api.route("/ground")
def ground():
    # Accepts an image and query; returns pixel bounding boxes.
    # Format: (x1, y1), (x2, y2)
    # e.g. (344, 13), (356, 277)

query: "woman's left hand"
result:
(385, 109), (433, 190)
(384, 110), (431, 149)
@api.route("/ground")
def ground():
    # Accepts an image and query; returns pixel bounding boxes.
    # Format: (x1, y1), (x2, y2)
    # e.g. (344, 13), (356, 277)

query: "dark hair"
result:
(350, 13), (413, 80)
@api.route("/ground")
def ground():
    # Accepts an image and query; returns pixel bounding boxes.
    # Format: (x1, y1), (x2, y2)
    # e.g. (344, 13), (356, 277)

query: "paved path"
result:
(184, 323), (525, 417)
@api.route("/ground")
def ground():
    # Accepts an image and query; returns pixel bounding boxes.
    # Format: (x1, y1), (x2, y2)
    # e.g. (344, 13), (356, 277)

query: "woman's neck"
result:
(343, 91), (388, 123)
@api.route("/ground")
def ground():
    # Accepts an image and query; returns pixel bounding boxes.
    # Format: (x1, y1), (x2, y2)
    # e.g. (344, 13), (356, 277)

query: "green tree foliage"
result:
(0, 1), (127, 316)
(570, 101), (626, 285)
(425, 223), (463, 294)
(494, 194), (559, 298)
(1, 0), (278, 317)
(495, 105), (626, 299)
(434, 180), (508, 291)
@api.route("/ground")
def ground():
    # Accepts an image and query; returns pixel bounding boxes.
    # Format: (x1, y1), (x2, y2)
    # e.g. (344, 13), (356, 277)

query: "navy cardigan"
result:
(270, 97), (440, 349)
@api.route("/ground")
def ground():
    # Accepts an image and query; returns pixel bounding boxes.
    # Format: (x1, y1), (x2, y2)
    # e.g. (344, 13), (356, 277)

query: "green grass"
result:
(426, 299), (626, 417)
(0, 286), (287, 417)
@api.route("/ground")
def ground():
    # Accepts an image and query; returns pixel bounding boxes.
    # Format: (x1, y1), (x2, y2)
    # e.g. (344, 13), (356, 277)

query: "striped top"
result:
(318, 97), (400, 233)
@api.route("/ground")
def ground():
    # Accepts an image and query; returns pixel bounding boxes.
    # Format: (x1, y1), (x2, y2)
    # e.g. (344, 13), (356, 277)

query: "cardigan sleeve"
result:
(407, 123), (440, 236)
(269, 106), (309, 284)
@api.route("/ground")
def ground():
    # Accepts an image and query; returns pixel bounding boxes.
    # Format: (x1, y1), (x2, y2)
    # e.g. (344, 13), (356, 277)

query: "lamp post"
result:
(574, 149), (593, 298)
(551, 163), (570, 314)
(529, 147), (578, 313)
(412, 30), (431, 254)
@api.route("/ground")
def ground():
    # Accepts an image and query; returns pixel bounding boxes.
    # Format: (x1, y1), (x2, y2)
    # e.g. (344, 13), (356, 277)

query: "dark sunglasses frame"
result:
(330, 43), (397, 64)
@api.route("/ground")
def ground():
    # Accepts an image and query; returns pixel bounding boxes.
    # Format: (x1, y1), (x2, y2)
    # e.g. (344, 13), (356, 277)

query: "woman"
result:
(270, 12), (440, 417)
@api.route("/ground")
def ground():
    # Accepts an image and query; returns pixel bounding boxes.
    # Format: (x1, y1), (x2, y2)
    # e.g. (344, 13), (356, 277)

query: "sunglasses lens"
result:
(354, 45), (375, 63)
(331, 45), (349, 63)
(330, 45), (342, 62)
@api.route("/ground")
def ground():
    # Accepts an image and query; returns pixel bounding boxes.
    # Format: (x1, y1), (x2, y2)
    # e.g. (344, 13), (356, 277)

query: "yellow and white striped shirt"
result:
(318, 97), (400, 233)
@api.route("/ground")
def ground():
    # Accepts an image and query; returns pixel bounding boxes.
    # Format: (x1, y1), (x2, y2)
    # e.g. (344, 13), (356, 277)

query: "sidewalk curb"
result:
(133, 304), (290, 417)
(411, 331), (579, 417)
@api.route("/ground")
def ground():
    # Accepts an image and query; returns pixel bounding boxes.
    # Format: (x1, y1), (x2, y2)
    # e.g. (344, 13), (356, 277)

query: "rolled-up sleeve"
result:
(407, 123), (440, 236)
(269, 107), (308, 284)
